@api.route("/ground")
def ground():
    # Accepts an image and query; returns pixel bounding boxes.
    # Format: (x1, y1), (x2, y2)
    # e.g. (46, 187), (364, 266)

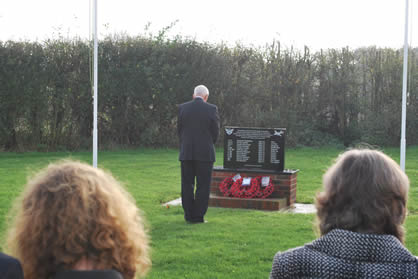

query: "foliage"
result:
(0, 35), (417, 150)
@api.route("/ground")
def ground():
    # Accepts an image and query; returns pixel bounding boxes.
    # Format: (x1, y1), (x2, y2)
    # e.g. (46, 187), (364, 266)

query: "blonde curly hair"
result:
(6, 160), (150, 279)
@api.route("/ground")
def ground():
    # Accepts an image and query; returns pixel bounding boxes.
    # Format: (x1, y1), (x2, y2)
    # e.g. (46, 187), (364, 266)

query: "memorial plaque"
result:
(223, 127), (285, 172)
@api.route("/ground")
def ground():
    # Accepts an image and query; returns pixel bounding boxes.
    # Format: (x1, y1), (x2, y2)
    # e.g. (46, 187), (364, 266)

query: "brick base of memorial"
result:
(209, 166), (299, 211)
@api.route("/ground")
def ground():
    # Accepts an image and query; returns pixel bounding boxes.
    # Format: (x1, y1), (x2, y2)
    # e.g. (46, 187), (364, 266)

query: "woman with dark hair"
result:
(270, 149), (418, 278)
(5, 161), (151, 279)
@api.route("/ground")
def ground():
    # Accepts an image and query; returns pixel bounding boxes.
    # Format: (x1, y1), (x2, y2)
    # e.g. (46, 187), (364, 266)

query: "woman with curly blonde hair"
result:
(270, 149), (418, 278)
(6, 160), (151, 279)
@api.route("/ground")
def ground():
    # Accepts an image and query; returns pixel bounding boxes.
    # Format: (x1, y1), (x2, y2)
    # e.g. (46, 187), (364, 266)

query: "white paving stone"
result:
(162, 198), (316, 214)
(163, 198), (182, 207)
(287, 203), (317, 214)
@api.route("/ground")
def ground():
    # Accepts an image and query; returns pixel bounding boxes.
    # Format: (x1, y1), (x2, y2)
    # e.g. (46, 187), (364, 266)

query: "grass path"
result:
(0, 146), (417, 278)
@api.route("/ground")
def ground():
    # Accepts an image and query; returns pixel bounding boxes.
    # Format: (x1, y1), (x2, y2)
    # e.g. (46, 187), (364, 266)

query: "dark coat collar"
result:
(54, 270), (123, 279)
(306, 229), (416, 263)
(193, 97), (204, 102)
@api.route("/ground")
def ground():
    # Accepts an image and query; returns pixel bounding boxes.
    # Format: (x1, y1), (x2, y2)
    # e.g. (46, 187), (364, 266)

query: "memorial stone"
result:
(223, 126), (285, 172)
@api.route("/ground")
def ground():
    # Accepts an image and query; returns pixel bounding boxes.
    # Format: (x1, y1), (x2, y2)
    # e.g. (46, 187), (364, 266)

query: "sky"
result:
(0, 0), (417, 51)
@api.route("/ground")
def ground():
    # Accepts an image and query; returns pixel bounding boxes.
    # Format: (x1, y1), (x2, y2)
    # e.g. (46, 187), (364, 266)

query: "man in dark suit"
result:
(178, 85), (219, 223)
(0, 252), (24, 279)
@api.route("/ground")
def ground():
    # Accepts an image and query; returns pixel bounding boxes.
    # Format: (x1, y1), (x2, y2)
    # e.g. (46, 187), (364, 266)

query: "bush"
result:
(0, 36), (416, 151)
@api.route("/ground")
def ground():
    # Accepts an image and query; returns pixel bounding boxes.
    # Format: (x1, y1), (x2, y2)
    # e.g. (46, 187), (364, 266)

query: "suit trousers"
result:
(181, 160), (213, 222)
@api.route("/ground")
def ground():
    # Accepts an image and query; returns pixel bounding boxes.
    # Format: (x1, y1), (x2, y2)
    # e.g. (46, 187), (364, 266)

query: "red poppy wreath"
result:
(219, 175), (274, 199)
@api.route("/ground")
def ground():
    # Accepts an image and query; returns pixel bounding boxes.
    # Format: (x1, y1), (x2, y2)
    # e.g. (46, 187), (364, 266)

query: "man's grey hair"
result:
(194, 85), (209, 97)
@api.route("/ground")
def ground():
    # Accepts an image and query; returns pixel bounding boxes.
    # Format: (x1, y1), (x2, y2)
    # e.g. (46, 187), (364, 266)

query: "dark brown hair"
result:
(316, 149), (409, 242)
(7, 161), (151, 279)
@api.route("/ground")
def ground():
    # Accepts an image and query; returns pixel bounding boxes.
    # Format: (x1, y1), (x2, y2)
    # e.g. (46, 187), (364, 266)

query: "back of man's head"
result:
(194, 85), (209, 97)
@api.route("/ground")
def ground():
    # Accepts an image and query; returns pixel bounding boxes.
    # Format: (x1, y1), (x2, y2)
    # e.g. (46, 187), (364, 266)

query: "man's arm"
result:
(210, 106), (220, 144)
(177, 105), (182, 139)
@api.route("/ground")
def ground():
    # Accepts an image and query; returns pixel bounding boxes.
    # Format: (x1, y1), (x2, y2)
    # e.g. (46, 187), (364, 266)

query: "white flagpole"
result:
(400, 0), (409, 172)
(93, 0), (98, 168)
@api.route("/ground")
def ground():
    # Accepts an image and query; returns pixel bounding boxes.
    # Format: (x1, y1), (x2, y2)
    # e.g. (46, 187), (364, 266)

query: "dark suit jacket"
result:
(178, 97), (219, 162)
(0, 253), (23, 279)
(54, 270), (123, 279)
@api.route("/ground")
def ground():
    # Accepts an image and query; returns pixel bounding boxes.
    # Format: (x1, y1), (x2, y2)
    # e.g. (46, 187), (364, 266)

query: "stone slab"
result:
(162, 199), (316, 214)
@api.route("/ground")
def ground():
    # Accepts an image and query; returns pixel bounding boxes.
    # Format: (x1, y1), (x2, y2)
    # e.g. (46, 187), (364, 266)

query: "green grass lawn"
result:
(0, 146), (417, 278)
